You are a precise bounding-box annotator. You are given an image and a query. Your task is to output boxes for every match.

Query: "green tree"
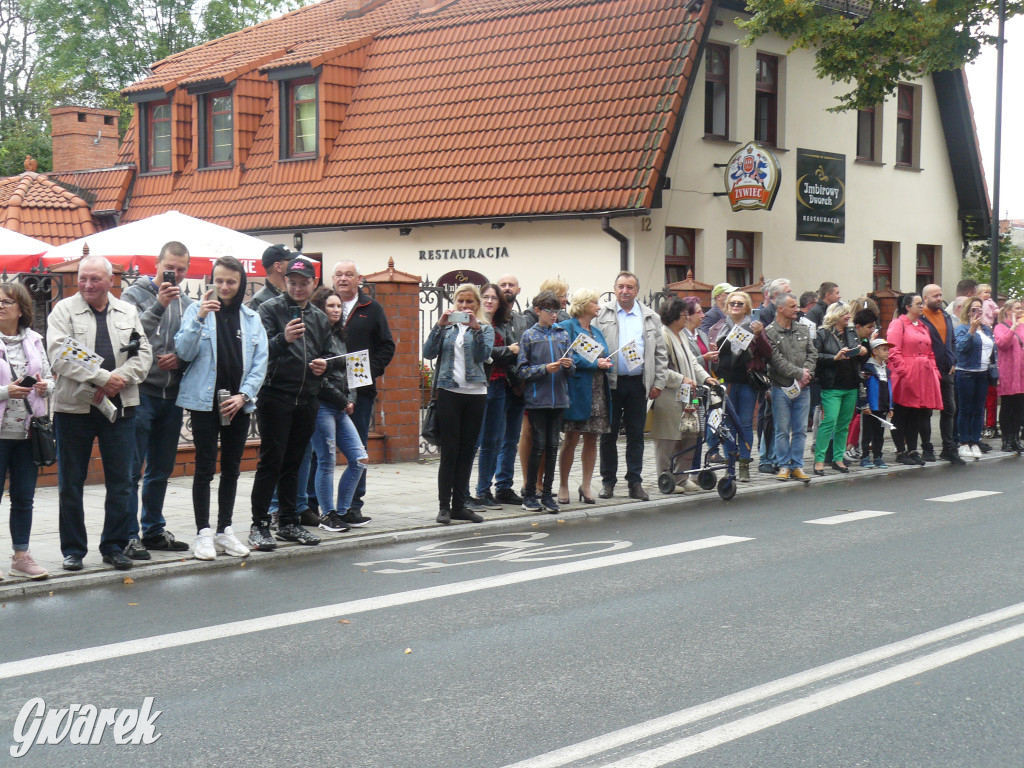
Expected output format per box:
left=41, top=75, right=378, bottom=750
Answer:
left=739, top=0, right=1024, bottom=111
left=963, top=234, right=1024, bottom=299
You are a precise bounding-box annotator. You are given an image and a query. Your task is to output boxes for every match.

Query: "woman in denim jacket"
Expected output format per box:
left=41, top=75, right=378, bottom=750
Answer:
left=422, top=283, right=494, bottom=525
left=175, top=256, right=268, bottom=559
left=954, top=296, right=996, bottom=460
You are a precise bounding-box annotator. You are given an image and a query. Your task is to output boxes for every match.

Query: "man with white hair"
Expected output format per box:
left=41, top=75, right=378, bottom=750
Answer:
left=47, top=255, right=152, bottom=571
left=754, top=277, right=790, bottom=472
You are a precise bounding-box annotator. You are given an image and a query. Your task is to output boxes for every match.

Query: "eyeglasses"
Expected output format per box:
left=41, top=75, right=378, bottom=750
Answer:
left=727, top=301, right=746, bottom=308
left=0, top=299, right=16, bottom=308
left=538, top=307, right=559, bottom=315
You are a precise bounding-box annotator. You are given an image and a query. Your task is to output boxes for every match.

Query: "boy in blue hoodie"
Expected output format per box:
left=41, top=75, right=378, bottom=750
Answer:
left=516, top=291, right=574, bottom=512
left=859, top=338, right=893, bottom=468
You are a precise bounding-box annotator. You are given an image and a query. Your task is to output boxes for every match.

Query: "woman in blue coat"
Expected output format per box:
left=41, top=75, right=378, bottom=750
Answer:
left=175, top=256, right=268, bottom=559
left=556, top=289, right=612, bottom=504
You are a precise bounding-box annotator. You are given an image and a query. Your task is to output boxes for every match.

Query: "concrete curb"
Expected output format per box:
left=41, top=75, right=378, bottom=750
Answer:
left=1, top=451, right=1014, bottom=600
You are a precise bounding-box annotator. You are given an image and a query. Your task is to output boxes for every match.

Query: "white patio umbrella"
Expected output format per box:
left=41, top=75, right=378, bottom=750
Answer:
left=0, top=226, right=51, bottom=272
left=42, top=210, right=275, bottom=277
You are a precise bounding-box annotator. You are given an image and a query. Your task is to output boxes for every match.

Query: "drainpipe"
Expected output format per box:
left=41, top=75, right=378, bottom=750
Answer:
left=601, top=217, right=629, bottom=273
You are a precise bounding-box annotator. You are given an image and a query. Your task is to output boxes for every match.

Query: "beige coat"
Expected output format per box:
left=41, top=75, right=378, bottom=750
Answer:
left=596, top=300, right=668, bottom=393
left=46, top=292, right=152, bottom=414
left=649, top=326, right=711, bottom=441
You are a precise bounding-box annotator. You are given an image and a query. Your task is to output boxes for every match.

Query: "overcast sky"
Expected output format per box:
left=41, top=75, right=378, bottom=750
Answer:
left=966, top=14, right=1023, bottom=221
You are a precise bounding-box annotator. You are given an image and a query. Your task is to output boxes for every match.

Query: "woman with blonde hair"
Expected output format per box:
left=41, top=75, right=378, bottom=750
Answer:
left=555, top=288, right=612, bottom=504
left=422, top=283, right=494, bottom=524
left=994, top=299, right=1024, bottom=452
left=812, top=301, right=866, bottom=474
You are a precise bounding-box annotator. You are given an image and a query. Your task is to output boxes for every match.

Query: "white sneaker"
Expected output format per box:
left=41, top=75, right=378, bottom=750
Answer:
left=214, top=527, right=250, bottom=558
left=682, top=477, right=701, bottom=492
left=193, top=529, right=216, bottom=560
left=970, top=444, right=983, bottom=459
left=958, top=445, right=973, bottom=461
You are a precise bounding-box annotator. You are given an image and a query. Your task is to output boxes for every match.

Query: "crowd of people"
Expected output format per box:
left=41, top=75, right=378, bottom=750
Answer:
left=2, top=251, right=1022, bottom=579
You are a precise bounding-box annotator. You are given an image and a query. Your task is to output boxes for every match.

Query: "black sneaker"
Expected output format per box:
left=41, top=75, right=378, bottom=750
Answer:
left=318, top=511, right=350, bottom=532
left=451, top=508, right=484, bottom=523
left=920, top=448, right=937, bottom=463
left=479, top=491, right=503, bottom=509
left=941, top=449, right=967, bottom=465
left=102, top=551, right=133, bottom=570
left=978, top=441, right=992, bottom=453
left=62, top=555, right=84, bottom=571
left=299, top=508, right=321, bottom=527
left=540, top=495, right=560, bottom=513
left=248, top=524, right=277, bottom=551
left=341, top=511, right=372, bottom=527
left=124, top=538, right=152, bottom=560
left=436, top=509, right=451, bottom=525
left=758, top=463, right=774, bottom=474
left=909, top=451, right=926, bottom=466
left=494, top=488, right=523, bottom=504
left=896, top=452, right=918, bottom=466
left=142, top=530, right=189, bottom=552
left=464, top=497, right=486, bottom=514
left=522, top=496, right=542, bottom=511
left=275, top=523, right=320, bottom=545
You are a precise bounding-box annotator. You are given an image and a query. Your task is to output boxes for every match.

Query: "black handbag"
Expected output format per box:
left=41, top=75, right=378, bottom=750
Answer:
left=29, top=414, right=56, bottom=467
left=420, top=351, right=441, bottom=446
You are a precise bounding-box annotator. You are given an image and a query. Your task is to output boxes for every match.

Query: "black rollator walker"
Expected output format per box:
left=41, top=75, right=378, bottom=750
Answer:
left=657, top=382, right=744, bottom=501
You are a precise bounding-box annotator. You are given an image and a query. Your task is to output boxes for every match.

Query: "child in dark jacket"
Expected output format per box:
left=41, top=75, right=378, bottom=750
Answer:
left=860, top=338, right=893, bottom=468
left=516, top=291, right=574, bottom=513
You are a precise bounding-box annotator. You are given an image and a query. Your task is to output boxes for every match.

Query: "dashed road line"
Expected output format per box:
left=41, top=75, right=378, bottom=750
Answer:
left=805, top=510, right=894, bottom=525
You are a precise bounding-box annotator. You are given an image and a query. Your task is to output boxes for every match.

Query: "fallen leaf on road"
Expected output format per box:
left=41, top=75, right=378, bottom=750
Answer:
left=404, top=648, right=412, bottom=654
left=338, top=619, right=349, bottom=624
left=128, top=603, right=138, bottom=606
left=123, top=577, right=134, bottom=584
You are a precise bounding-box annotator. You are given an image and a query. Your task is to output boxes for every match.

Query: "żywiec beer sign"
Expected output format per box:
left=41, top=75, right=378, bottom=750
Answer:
left=724, top=141, right=782, bottom=212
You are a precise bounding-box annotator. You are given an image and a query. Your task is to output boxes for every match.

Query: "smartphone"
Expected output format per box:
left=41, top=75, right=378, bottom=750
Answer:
left=448, top=311, right=469, bottom=324
left=162, top=270, right=176, bottom=286
left=844, top=348, right=860, bottom=358
left=18, top=376, right=36, bottom=388
left=290, top=306, right=302, bottom=321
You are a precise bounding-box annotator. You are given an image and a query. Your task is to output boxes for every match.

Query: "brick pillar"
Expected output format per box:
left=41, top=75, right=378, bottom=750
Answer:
left=364, top=258, right=421, bottom=463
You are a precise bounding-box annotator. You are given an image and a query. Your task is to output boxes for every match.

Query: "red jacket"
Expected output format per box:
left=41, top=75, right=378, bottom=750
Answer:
left=887, top=315, right=942, bottom=409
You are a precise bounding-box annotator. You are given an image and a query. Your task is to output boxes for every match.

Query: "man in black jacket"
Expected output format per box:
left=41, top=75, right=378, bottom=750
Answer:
left=248, top=256, right=334, bottom=550
left=333, top=260, right=395, bottom=526
left=920, top=283, right=965, bottom=464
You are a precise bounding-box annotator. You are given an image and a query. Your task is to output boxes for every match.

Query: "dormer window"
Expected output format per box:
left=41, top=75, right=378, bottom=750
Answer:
left=284, top=77, right=317, bottom=159
left=144, top=100, right=172, bottom=173
left=200, top=90, right=233, bottom=167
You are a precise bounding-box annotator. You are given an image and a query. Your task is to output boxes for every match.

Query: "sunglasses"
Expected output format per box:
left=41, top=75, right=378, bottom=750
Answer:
left=727, top=301, right=746, bottom=308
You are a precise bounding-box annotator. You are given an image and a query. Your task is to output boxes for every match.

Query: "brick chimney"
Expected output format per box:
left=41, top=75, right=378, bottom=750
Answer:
left=50, top=106, right=121, bottom=172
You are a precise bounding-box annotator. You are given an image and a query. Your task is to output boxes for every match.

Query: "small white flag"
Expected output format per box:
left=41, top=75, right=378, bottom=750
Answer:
left=345, top=349, right=373, bottom=389
left=724, top=323, right=754, bottom=352
left=782, top=379, right=802, bottom=400
left=567, top=333, right=602, bottom=364
left=620, top=339, right=643, bottom=372
left=56, top=336, right=104, bottom=376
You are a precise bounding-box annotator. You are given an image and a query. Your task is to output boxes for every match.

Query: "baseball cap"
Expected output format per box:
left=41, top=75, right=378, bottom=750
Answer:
left=711, top=282, right=737, bottom=299
left=285, top=256, right=316, bottom=280
left=870, top=338, right=893, bottom=350
left=261, top=244, right=294, bottom=270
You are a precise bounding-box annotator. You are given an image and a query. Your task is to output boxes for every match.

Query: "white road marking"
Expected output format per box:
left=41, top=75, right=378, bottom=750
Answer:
left=0, top=535, right=751, bottom=681
left=927, top=490, right=1002, bottom=502
left=805, top=510, right=894, bottom=525
left=502, top=600, right=1024, bottom=768
left=599, top=621, right=1024, bottom=767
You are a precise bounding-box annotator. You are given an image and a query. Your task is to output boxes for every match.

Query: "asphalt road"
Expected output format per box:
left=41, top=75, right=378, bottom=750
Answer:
left=2, top=458, right=1023, bottom=767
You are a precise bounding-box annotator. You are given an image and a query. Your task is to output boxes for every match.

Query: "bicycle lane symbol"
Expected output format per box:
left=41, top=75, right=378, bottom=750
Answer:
left=354, top=533, right=633, bottom=574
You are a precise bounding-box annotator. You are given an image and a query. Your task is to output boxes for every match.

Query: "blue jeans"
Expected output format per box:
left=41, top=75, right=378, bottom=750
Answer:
left=772, top=386, right=810, bottom=469
left=56, top=410, right=136, bottom=558
left=474, top=378, right=507, bottom=497
left=494, top=384, right=524, bottom=492
left=347, top=388, right=375, bottom=513
left=311, top=403, right=367, bottom=514
left=0, top=438, right=39, bottom=550
left=955, top=370, right=988, bottom=444
left=130, top=393, right=183, bottom=539
left=727, top=382, right=758, bottom=460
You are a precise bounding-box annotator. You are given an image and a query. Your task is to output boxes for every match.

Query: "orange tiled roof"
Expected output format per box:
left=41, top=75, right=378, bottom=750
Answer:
left=0, top=172, right=100, bottom=244
left=46, top=165, right=135, bottom=215
left=121, top=0, right=711, bottom=230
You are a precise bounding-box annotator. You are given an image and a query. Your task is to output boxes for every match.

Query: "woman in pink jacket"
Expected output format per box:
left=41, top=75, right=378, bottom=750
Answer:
left=887, top=293, right=943, bottom=465
left=994, top=300, right=1024, bottom=454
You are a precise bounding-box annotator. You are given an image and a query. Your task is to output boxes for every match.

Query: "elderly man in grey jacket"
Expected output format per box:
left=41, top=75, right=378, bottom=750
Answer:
left=765, top=292, right=816, bottom=483
left=47, top=255, right=152, bottom=571
left=595, top=271, right=668, bottom=501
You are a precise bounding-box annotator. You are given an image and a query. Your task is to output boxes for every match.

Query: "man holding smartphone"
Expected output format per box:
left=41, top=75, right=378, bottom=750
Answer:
left=249, top=256, right=334, bottom=550
left=122, top=241, right=195, bottom=559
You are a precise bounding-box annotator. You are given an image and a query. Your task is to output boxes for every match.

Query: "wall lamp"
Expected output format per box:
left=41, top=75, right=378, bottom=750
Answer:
left=490, top=222, right=505, bottom=230
left=399, top=227, right=412, bottom=236
left=293, top=232, right=304, bottom=251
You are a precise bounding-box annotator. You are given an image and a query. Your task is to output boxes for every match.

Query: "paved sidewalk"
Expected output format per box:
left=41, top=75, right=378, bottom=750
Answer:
left=1, top=429, right=1015, bottom=598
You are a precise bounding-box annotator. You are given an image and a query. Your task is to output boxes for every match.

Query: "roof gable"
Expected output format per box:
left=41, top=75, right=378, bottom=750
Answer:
left=0, top=172, right=102, bottom=244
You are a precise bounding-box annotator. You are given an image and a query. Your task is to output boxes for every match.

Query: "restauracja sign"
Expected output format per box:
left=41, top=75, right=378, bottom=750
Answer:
left=419, top=247, right=511, bottom=260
